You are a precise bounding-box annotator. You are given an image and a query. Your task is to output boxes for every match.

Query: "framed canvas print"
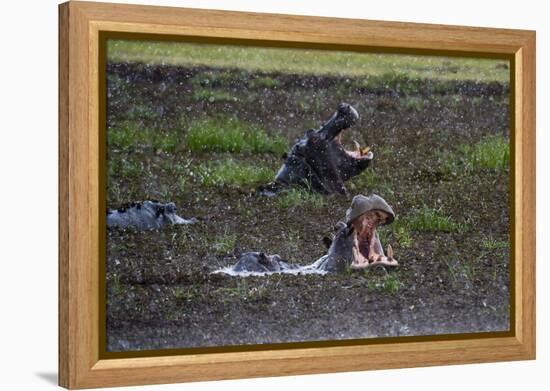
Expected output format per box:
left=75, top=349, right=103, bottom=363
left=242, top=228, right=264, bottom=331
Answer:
left=58, top=1, right=536, bottom=389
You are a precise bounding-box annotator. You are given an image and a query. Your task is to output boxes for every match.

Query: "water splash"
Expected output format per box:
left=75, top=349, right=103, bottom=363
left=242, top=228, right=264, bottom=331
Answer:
left=213, top=255, right=330, bottom=277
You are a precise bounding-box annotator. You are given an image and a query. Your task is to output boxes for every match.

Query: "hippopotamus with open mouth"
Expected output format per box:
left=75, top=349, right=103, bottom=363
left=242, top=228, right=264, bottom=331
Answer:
left=216, top=194, right=398, bottom=275
left=107, top=200, right=197, bottom=230
left=315, top=194, right=398, bottom=272
left=262, top=103, right=373, bottom=196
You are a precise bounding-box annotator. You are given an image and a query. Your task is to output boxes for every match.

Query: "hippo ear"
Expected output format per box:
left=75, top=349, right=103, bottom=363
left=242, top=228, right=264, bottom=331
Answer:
left=258, top=253, right=270, bottom=266
left=334, top=221, right=347, bottom=231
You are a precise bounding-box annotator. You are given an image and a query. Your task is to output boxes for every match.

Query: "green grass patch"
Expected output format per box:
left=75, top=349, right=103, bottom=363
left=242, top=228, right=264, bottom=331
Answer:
left=275, top=188, right=325, bottom=209
left=405, top=206, right=465, bottom=233
left=382, top=273, right=401, bottom=294
left=481, top=238, right=509, bottom=250
left=284, top=229, right=303, bottom=254
left=189, top=70, right=236, bottom=88
left=462, top=135, right=510, bottom=171
left=356, top=73, right=427, bottom=95
left=378, top=219, right=413, bottom=250
left=211, top=231, right=237, bottom=255
left=444, top=258, right=477, bottom=283
left=393, top=224, right=413, bottom=248
left=442, top=135, right=510, bottom=174
left=185, top=118, right=287, bottom=154
left=173, top=286, right=196, bottom=302
left=108, top=40, right=509, bottom=82
left=192, top=88, right=236, bottom=102
left=251, top=76, right=280, bottom=89
left=108, top=156, right=143, bottom=179
left=348, top=169, right=395, bottom=198
left=403, top=96, right=427, bottom=111
left=197, top=159, right=274, bottom=187
left=363, top=271, right=401, bottom=294
left=109, top=274, right=124, bottom=295
left=108, top=122, right=181, bottom=152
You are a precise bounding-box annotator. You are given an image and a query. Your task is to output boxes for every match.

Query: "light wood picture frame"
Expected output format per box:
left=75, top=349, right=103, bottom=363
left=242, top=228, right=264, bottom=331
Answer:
left=59, top=1, right=536, bottom=389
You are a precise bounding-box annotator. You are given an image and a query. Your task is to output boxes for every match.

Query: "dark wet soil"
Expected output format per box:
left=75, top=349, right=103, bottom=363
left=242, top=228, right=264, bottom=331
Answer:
left=106, top=63, right=510, bottom=351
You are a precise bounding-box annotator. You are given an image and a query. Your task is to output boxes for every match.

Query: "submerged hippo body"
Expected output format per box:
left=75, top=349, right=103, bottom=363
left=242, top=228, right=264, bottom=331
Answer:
left=231, top=252, right=298, bottom=274
left=217, top=194, right=398, bottom=275
left=267, top=103, right=373, bottom=195
left=107, top=200, right=197, bottom=230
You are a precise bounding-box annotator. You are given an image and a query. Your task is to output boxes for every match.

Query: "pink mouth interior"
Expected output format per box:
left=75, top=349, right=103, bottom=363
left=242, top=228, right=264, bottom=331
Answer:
left=351, top=210, right=396, bottom=267
left=334, top=133, right=371, bottom=160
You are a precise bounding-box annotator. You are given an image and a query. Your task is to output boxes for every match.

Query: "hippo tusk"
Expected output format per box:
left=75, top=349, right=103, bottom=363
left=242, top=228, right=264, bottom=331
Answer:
left=353, top=140, right=361, bottom=154
left=387, top=244, right=393, bottom=259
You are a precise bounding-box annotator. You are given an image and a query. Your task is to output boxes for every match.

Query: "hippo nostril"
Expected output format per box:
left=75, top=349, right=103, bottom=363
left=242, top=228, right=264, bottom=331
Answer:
left=338, top=102, right=359, bottom=122
left=338, top=102, right=350, bottom=112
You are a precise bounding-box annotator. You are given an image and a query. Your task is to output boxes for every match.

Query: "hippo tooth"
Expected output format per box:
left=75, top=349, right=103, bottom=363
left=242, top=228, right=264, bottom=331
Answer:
left=353, top=140, right=361, bottom=154
left=387, top=244, right=394, bottom=259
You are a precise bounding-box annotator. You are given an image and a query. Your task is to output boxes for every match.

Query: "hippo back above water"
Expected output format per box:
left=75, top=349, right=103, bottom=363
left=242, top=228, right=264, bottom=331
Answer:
left=107, top=200, right=197, bottom=230
left=231, top=252, right=298, bottom=274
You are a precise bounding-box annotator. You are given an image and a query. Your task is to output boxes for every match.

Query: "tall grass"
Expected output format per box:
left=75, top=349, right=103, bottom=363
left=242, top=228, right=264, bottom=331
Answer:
left=275, top=188, right=325, bottom=209
left=108, top=123, right=181, bottom=152
left=185, top=118, right=287, bottom=154
left=107, top=40, right=509, bottom=82
left=197, top=159, right=274, bottom=187
left=191, top=89, right=236, bottom=102
left=462, top=135, right=510, bottom=171
left=481, top=238, right=509, bottom=250
left=406, top=206, right=465, bottom=233
left=442, top=135, right=509, bottom=174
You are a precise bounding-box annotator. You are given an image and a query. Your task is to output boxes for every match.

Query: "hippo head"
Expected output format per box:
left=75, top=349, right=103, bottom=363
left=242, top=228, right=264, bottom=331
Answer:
left=107, top=200, right=197, bottom=230
left=272, top=103, right=373, bottom=195
left=317, top=194, right=398, bottom=272
left=232, top=252, right=291, bottom=273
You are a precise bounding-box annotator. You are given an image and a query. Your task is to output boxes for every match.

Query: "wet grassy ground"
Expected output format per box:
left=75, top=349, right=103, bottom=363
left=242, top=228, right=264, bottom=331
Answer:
left=106, top=61, right=511, bottom=352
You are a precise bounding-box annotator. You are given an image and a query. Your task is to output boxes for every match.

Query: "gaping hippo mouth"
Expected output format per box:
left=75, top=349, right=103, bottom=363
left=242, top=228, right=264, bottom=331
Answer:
left=333, top=132, right=374, bottom=162
left=323, top=103, right=373, bottom=161
left=267, top=103, right=375, bottom=196
left=344, top=194, right=399, bottom=269
left=350, top=210, right=398, bottom=269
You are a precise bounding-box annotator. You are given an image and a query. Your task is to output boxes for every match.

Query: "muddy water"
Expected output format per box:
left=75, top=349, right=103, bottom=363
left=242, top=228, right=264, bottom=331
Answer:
left=106, top=64, right=510, bottom=351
